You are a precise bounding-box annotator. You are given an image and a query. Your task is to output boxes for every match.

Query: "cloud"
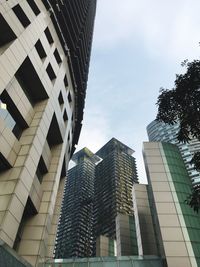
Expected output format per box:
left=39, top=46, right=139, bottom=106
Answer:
left=74, top=0, right=200, bottom=182
left=94, top=0, right=200, bottom=61
left=76, top=104, right=111, bottom=153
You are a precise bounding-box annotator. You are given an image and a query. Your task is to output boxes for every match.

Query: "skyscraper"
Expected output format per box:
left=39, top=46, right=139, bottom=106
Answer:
left=147, top=120, right=200, bottom=185
left=55, top=138, right=138, bottom=258
left=0, top=1, right=96, bottom=266
left=94, top=138, right=138, bottom=256
left=55, top=148, right=100, bottom=258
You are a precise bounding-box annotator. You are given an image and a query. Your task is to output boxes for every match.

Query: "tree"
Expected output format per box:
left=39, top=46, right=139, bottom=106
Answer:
left=156, top=59, right=200, bottom=212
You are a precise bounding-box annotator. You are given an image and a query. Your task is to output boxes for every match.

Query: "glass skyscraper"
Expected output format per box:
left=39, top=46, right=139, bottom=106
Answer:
left=147, top=120, right=200, bottom=185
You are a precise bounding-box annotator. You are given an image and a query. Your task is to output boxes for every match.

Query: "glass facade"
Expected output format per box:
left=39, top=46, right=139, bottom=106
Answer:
left=147, top=120, right=200, bottom=185
left=41, top=256, right=163, bottom=267
left=143, top=142, right=200, bottom=267
left=0, top=241, right=31, bottom=267
left=129, top=217, right=138, bottom=255
left=162, top=143, right=200, bottom=266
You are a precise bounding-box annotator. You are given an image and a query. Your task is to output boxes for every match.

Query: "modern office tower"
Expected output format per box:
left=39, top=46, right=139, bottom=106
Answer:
left=0, top=0, right=96, bottom=266
left=143, top=142, right=200, bottom=267
left=55, top=148, right=100, bottom=259
left=147, top=120, right=200, bottom=185
left=94, top=138, right=138, bottom=255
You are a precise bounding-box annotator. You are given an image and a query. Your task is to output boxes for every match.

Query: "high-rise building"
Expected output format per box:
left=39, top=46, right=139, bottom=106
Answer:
left=55, top=148, right=100, bottom=258
left=94, top=138, right=138, bottom=256
left=142, top=142, right=200, bottom=267
left=55, top=138, right=138, bottom=258
left=0, top=1, right=96, bottom=266
left=147, top=120, right=200, bottom=185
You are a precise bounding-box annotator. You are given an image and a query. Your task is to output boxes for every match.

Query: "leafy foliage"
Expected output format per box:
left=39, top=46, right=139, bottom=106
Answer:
left=156, top=60, right=200, bottom=212
left=185, top=184, right=200, bottom=213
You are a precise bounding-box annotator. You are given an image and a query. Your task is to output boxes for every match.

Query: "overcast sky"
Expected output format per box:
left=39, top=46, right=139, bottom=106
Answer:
left=76, top=0, right=200, bottom=183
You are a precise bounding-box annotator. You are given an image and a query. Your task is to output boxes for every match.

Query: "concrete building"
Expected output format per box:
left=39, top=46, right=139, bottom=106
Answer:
left=147, top=120, right=200, bottom=185
left=143, top=142, right=200, bottom=267
left=0, top=0, right=96, bottom=266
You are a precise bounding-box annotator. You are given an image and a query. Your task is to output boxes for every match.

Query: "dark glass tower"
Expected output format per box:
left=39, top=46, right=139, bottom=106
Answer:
left=94, top=138, right=138, bottom=240
left=55, top=148, right=100, bottom=258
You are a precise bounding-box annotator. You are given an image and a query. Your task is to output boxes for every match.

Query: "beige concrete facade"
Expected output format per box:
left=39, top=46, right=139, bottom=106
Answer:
left=132, top=184, right=158, bottom=256
left=116, top=213, right=138, bottom=256
left=143, top=142, right=200, bottom=267
left=0, top=1, right=76, bottom=266
left=96, top=235, right=116, bottom=257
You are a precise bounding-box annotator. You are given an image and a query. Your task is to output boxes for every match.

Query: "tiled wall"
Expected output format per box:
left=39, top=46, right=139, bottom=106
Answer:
left=116, top=213, right=138, bottom=256
left=132, top=184, right=158, bottom=256
left=0, top=1, right=75, bottom=266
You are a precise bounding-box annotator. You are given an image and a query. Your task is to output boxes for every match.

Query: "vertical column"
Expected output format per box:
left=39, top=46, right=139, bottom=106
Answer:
left=18, top=145, right=64, bottom=266
left=47, top=176, right=66, bottom=258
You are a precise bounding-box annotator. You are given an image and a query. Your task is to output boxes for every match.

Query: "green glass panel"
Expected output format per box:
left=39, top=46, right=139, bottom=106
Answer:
left=119, top=260, right=132, bottom=267
left=90, top=261, right=103, bottom=267
left=74, top=262, right=88, bottom=267
left=104, top=261, right=117, bottom=267
left=162, top=143, right=200, bottom=261
left=108, top=239, right=114, bottom=256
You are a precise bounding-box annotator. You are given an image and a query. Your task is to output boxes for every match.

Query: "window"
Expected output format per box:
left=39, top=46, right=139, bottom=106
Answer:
left=27, top=0, right=40, bottom=16
left=35, top=39, right=47, bottom=59
left=13, top=4, right=31, bottom=28
left=63, top=110, right=68, bottom=122
left=54, top=48, right=62, bottom=65
left=0, top=153, right=11, bottom=173
left=58, top=91, right=64, bottom=106
left=64, top=75, right=68, bottom=87
left=0, top=14, right=16, bottom=47
left=46, top=63, right=56, bottom=81
left=44, top=27, right=54, bottom=44
left=0, top=90, right=28, bottom=139
left=68, top=91, right=72, bottom=104
left=36, top=156, right=48, bottom=183
left=46, top=114, right=63, bottom=147
left=15, top=57, right=48, bottom=105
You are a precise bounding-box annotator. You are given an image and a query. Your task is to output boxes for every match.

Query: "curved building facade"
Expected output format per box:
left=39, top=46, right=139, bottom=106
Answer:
left=143, top=142, right=200, bottom=267
left=0, top=0, right=96, bottom=266
left=147, top=120, right=200, bottom=185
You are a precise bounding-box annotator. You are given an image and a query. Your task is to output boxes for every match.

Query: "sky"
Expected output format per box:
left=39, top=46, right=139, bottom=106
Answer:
left=75, top=0, right=200, bottom=183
